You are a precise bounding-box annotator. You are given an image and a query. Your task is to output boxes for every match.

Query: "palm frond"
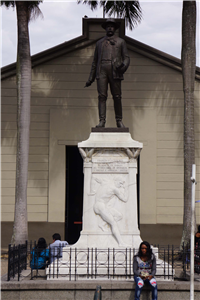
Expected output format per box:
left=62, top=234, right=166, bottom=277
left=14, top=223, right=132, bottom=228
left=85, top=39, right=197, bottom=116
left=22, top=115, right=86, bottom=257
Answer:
left=77, top=0, right=142, bottom=29
left=0, top=0, right=43, bottom=7
left=27, top=1, right=43, bottom=23
left=105, top=1, right=142, bottom=30
left=1, top=1, right=15, bottom=8
left=77, top=0, right=98, bottom=11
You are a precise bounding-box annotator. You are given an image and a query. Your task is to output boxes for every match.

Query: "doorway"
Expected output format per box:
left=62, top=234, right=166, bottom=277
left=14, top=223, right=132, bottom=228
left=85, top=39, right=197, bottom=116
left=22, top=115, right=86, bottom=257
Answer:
left=65, top=146, right=83, bottom=244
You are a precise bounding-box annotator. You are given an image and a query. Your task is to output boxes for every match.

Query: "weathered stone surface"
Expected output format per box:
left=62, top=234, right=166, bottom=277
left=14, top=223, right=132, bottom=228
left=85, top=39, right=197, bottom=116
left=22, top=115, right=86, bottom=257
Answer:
left=1, top=280, right=200, bottom=300
left=75, top=133, right=143, bottom=249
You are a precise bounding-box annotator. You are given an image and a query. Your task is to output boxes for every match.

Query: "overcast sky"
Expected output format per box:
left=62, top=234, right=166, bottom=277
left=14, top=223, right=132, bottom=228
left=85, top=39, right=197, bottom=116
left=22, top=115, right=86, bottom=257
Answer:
left=1, top=0, right=200, bottom=68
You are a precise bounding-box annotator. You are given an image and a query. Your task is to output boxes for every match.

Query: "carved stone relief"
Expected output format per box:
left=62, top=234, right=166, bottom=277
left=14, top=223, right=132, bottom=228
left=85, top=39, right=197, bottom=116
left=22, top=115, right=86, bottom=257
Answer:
left=79, top=147, right=141, bottom=163
left=90, top=174, right=130, bottom=247
left=78, top=147, right=140, bottom=247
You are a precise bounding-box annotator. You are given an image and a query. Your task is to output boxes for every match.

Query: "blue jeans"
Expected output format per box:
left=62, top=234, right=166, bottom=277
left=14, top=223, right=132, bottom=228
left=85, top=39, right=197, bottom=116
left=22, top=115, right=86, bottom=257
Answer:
left=134, top=276, right=157, bottom=300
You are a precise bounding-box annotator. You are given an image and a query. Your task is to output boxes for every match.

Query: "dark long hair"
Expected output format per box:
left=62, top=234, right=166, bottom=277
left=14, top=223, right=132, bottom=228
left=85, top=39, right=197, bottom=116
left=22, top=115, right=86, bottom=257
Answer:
left=138, top=241, right=152, bottom=260
left=35, top=237, right=47, bottom=256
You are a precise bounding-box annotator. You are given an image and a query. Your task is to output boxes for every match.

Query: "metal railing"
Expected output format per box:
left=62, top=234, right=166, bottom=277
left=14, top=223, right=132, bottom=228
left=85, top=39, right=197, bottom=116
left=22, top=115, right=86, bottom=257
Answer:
left=47, top=246, right=175, bottom=280
left=7, top=242, right=200, bottom=281
left=7, top=241, right=28, bottom=281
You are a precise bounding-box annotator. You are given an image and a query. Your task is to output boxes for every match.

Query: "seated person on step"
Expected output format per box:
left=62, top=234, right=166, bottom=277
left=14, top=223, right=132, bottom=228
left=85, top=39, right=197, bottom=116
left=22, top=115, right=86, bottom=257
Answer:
left=133, top=241, right=157, bottom=300
left=49, top=233, right=69, bottom=263
left=30, top=237, right=49, bottom=269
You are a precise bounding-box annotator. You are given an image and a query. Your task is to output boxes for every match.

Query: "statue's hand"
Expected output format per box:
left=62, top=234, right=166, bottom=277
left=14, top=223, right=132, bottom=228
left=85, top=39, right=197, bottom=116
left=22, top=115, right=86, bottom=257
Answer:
left=85, top=80, right=92, bottom=88
left=116, top=63, right=125, bottom=74
left=116, top=63, right=124, bottom=70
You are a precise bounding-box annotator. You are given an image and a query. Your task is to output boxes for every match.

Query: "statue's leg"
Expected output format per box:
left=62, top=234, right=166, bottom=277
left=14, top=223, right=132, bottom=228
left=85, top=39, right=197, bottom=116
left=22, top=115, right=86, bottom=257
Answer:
left=110, top=79, right=125, bottom=128
left=95, top=202, right=126, bottom=246
left=96, top=65, right=108, bottom=127
left=113, top=95, right=125, bottom=128
left=96, top=96, right=106, bottom=127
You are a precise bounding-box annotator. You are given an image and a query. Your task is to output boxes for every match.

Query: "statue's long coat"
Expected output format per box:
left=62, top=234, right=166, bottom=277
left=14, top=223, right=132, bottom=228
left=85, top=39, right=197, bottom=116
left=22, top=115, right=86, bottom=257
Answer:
left=88, top=35, right=130, bottom=82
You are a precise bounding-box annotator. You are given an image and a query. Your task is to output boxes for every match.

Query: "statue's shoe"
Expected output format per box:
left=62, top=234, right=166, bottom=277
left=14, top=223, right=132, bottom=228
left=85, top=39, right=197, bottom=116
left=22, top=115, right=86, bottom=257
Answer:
left=96, top=120, right=106, bottom=128
left=116, top=120, right=125, bottom=128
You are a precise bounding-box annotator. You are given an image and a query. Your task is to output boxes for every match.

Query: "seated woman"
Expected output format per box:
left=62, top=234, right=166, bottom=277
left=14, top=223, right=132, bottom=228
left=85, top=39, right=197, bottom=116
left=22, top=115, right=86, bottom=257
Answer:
left=30, top=237, right=49, bottom=269
left=133, top=241, right=157, bottom=300
left=195, top=225, right=200, bottom=274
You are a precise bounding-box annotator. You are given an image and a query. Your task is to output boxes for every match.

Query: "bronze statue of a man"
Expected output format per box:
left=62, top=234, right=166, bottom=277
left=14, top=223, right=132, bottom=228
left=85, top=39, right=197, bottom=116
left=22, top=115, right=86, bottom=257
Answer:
left=85, top=18, right=130, bottom=128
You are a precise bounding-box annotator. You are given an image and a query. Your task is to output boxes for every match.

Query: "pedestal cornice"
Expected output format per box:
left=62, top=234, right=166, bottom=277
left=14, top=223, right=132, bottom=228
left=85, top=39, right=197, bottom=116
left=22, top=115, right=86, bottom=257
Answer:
left=78, top=132, right=143, bottom=149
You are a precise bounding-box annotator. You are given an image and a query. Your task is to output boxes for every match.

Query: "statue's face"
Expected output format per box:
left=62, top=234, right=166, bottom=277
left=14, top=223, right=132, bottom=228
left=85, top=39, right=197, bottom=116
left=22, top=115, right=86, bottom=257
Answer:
left=114, top=178, right=124, bottom=188
left=106, top=23, right=116, bottom=37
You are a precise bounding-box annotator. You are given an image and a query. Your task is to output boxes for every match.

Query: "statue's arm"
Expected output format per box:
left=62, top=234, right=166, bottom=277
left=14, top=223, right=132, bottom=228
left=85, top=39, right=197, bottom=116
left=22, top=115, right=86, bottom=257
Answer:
left=85, top=44, right=98, bottom=87
left=114, top=187, right=128, bottom=203
left=119, top=40, right=130, bottom=74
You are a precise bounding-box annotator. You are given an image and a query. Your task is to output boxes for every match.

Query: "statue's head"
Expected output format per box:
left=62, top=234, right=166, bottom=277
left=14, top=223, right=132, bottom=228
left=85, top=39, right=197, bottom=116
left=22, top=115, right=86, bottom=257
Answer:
left=114, top=176, right=125, bottom=188
left=102, top=18, right=120, bottom=37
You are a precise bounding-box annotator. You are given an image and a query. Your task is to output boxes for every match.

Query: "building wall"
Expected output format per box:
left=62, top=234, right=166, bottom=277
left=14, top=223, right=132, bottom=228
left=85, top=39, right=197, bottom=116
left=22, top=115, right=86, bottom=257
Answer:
left=1, top=21, right=200, bottom=243
left=2, top=76, right=49, bottom=222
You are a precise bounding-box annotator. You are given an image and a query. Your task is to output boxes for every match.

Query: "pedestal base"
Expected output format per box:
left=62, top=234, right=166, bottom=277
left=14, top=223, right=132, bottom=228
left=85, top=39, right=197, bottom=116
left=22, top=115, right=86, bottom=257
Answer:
left=46, top=132, right=175, bottom=281
left=72, top=232, right=142, bottom=249
left=46, top=247, right=174, bottom=281
left=77, top=132, right=143, bottom=249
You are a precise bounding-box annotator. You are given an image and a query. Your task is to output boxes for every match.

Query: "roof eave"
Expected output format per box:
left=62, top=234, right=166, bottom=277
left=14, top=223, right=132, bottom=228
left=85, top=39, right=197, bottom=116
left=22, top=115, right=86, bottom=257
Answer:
left=1, top=34, right=95, bottom=80
left=125, top=36, right=200, bottom=80
left=1, top=17, right=200, bottom=81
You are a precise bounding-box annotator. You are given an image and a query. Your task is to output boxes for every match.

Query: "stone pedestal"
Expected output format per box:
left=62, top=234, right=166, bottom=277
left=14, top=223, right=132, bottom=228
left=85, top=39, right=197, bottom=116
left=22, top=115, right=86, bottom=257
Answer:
left=47, top=131, right=174, bottom=280
left=73, top=131, right=143, bottom=249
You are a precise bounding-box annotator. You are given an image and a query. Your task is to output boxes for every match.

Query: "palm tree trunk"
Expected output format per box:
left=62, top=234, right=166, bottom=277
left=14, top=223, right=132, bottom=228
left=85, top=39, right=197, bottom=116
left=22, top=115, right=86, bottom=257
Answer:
left=11, top=1, right=31, bottom=244
left=180, top=0, right=196, bottom=249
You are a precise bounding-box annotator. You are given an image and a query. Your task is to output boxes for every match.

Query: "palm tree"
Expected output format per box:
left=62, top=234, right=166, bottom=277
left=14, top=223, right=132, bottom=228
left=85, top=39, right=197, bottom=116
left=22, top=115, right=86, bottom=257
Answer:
left=1, top=1, right=43, bottom=245
left=180, top=0, right=196, bottom=249
left=78, top=0, right=142, bottom=30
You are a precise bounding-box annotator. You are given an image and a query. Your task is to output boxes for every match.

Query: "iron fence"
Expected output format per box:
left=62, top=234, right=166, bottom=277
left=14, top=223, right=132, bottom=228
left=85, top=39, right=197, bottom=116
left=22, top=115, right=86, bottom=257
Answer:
left=47, top=246, right=176, bottom=280
left=7, top=241, right=28, bottom=281
left=7, top=242, right=200, bottom=281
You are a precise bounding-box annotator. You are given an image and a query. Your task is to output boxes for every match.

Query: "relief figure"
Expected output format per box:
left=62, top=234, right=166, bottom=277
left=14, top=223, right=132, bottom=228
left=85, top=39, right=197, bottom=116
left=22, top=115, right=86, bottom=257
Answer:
left=92, top=175, right=130, bottom=247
